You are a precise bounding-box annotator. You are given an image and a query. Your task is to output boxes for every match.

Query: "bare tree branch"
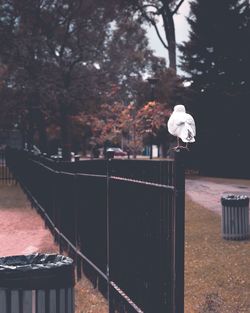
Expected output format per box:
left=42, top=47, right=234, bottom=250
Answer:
left=141, top=4, right=159, bottom=11
left=172, top=0, right=185, bottom=15
left=151, top=18, right=169, bottom=50
left=132, top=1, right=169, bottom=50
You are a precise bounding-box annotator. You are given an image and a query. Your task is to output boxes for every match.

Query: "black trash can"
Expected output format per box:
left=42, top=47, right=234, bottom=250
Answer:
left=0, top=253, right=75, bottom=313
left=221, top=194, right=249, bottom=240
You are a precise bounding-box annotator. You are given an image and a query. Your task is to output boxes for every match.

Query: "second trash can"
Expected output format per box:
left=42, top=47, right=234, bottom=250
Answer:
left=221, top=194, right=249, bottom=240
left=0, top=253, right=75, bottom=313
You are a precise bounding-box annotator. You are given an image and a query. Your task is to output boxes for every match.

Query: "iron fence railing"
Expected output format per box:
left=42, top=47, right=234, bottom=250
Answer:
left=0, top=148, right=16, bottom=185
left=5, top=147, right=185, bottom=313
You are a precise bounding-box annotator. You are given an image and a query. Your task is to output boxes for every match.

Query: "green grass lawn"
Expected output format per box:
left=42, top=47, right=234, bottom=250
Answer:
left=185, top=196, right=250, bottom=313
left=75, top=195, right=250, bottom=313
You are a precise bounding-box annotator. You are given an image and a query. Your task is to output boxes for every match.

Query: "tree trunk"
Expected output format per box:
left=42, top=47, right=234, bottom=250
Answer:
left=162, top=1, right=177, bottom=71
left=36, top=109, right=47, bottom=153
left=60, top=101, right=71, bottom=161
left=59, top=70, right=73, bottom=161
left=27, top=105, right=35, bottom=151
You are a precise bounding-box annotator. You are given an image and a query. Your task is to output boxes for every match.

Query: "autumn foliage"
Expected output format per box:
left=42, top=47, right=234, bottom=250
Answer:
left=71, top=100, right=171, bottom=155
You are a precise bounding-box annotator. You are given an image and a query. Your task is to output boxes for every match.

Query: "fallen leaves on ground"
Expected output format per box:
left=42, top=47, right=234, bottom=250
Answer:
left=75, top=276, right=108, bottom=313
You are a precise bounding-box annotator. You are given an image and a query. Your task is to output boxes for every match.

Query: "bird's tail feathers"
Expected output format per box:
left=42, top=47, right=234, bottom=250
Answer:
left=180, top=123, right=195, bottom=143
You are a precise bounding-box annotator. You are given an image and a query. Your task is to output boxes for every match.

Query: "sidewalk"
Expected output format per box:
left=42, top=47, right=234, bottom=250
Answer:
left=186, top=176, right=250, bottom=215
left=0, top=184, right=58, bottom=257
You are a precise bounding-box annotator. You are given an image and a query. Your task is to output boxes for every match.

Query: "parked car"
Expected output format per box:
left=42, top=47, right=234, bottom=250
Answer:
left=106, top=147, right=127, bottom=158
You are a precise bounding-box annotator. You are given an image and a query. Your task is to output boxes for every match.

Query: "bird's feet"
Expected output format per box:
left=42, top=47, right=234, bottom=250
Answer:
left=171, top=145, right=189, bottom=152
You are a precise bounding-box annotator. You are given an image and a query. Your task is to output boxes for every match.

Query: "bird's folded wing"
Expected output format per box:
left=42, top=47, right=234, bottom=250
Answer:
left=167, top=115, right=180, bottom=135
left=186, top=114, right=196, bottom=136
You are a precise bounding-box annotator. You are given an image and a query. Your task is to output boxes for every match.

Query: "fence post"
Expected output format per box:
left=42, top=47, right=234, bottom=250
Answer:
left=173, top=149, right=186, bottom=313
left=106, top=158, right=115, bottom=313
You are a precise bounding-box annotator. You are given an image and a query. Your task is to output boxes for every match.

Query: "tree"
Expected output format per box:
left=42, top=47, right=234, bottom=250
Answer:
left=72, top=99, right=171, bottom=158
left=179, top=0, right=250, bottom=177
left=71, top=102, right=140, bottom=156
left=0, top=0, right=165, bottom=157
left=0, top=0, right=117, bottom=149
left=0, top=0, right=188, bottom=160
left=100, top=16, right=158, bottom=105
left=127, top=0, right=186, bottom=71
left=136, top=100, right=171, bottom=157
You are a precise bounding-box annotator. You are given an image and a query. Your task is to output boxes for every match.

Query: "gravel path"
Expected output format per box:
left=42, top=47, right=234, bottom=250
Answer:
left=186, top=177, right=250, bottom=215
left=0, top=184, right=58, bottom=257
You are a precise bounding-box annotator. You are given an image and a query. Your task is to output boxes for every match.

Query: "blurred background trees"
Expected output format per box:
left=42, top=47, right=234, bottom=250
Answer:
left=1, top=0, right=249, bottom=177
left=179, top=0, right=250, bottom=177
left=0, top=0, right=185, bottom=158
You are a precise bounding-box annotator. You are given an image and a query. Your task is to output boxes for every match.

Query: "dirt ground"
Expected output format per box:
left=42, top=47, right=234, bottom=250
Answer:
left=0, top=184, right=58, bottom=256
left=0, top=183, right=108, bottom=313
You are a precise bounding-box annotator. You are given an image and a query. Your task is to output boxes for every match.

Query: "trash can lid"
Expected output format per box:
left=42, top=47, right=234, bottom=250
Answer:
left=0, top=254, right=75, bottom=289
left=221, top=194, right=249, bottom=206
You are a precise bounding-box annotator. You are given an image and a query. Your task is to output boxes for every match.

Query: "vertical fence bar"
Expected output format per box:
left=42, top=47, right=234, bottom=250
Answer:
left=107, top=159, right=115, bottom=313
left=173, top=149, right=186, bottom=313
left=0, top=148, right=16, bottom=185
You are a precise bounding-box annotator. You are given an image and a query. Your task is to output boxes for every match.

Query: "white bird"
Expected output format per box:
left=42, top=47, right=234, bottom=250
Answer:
left=167, top=104, right=196, bottom=149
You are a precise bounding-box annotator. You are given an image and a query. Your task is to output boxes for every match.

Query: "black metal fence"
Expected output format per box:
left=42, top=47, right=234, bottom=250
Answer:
left=5, top=148, right=185, bottom=313
left=0, top=148, right=16, bottom=185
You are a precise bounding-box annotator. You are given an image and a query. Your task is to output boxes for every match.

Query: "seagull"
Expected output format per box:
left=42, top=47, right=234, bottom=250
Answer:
left=167, top=104, right=196, bottom=149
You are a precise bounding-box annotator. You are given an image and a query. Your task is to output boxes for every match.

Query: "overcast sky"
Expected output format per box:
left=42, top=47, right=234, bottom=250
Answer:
left=146, top=1, right=191, bottom=73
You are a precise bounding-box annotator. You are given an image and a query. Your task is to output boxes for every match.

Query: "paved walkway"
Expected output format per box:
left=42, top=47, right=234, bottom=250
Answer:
left=186, top=177, right=250, bottom=215
left=0, top=184, right=58, bottom=257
